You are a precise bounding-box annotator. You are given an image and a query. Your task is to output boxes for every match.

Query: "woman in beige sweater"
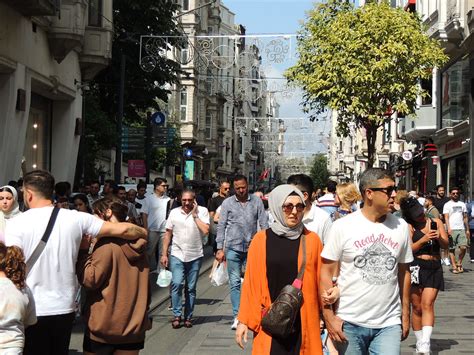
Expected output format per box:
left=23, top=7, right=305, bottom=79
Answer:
left=77, top=197, right=150, bottom=354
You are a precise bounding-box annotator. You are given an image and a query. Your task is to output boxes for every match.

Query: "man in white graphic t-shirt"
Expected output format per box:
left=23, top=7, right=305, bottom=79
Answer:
left=320, top=168, right=413, bottom=355
left=443, top=187, right=470, bottom=273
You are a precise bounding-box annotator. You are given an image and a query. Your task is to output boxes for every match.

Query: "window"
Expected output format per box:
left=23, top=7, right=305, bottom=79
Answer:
left=88, top=0, right=102, bottom=27
left=180, top=89, right=187, bottom=121
left=441, top=57, right=471, bottom=128
left=205, top=111, right=212, bottom=139
left=206, top=69, right=214, bottom=95
left=182, top=0, right=189, bottom=11
left=180, top=42, right=189, bottom=64
left=421, top=77, right=433, bottom=105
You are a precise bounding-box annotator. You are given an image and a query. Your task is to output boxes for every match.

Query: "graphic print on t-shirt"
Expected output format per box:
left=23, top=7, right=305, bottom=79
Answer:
left=353, top=237, right=397, bottom=285
left=452, top=206, right=463, bottom=213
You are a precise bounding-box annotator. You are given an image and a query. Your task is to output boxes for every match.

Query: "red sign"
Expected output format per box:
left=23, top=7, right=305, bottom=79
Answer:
left=128, top=160, right=146, bottom=177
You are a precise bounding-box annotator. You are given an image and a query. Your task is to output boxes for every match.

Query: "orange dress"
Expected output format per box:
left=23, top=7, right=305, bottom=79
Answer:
left=238, top=228, right=323, bottom=354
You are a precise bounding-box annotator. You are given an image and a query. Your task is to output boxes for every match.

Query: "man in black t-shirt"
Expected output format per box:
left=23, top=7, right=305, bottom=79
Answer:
left=433, top=184, right=451, bottom=265
left=208, top=181, right=230, bottom=251
left=433, top=184, right=450, bottom=218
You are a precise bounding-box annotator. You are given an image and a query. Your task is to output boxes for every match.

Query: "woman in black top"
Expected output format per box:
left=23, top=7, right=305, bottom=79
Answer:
left=400, top=196, right=448, bottom=355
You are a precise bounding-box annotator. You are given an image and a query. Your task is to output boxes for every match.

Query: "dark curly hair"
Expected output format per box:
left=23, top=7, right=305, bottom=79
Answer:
left=0, top=242, right=26, bottom=290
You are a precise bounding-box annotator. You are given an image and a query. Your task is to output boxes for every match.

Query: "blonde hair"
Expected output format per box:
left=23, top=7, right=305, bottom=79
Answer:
left=336, top=183, right=361, bottom=211
left=395, top=190, right=408, bottom=204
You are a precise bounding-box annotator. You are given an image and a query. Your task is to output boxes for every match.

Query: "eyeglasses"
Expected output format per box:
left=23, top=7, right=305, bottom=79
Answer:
left=451, top=192, right=459, bottom=195
left=159, top=184, right=169, bottom=188
left=282, top=203, right=305, bottom=213
left=368, top=186, right=397, bottom=196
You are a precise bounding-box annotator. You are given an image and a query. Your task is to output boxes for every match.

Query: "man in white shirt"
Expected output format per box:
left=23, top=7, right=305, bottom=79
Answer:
left=160, top=190, right=209, bottom=328
left=5, top=170, right=147, bottom=355
left=287, top=174, right=332, bottom=243
left=320, top=168, right=413, bottom=354
left=142, top=178, right=171, bottom=269
left=443, top=187, right=470, bottom=272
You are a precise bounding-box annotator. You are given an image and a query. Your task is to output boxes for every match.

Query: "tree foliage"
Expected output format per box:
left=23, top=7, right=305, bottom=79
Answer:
left=90, top=0, right=183, bottom=124
left=310, top=154, right=329, bottom=191
left=286, top=0, right=448, bottom=166
left=77, top=0, right=183, bottom=184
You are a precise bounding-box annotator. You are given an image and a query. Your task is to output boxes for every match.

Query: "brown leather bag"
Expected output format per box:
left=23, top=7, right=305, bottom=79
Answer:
left=260, top=232, right=306, bottom=338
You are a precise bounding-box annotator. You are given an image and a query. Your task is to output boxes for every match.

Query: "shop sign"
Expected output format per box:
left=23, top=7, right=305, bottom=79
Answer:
left=128, top=160, right=146, bottom=177
left=401, top=151, right=413, bottom=161
left=446, top=140, right=462, bottom=153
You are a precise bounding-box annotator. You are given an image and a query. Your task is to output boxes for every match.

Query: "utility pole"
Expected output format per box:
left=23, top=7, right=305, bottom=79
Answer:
left=145, top=111, right=152, bottom=183
left=114, top=53, right=125, bottom=183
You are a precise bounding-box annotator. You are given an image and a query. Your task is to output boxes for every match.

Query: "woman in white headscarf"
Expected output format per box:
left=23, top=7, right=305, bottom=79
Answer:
left=0, top=185, right=22, bottom=239
left=235, top=184, right=323, bottom=355
left=0, top=186, right=21, bottom=217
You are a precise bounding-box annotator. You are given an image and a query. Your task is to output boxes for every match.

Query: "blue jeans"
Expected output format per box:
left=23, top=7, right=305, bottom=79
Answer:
left=169, top=255, right=203, bottom=319
left=336, top=322, right=402, bottom=355
left=225, top=249, right=247, bottom=317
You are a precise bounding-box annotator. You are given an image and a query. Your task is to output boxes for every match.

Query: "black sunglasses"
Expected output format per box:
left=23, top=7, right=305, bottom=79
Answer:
left=368, top=186, right=397, bottom=196
left=282, top=203, right=305, bottom=213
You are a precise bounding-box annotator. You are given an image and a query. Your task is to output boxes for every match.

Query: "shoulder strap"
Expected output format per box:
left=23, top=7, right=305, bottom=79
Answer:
left=296, top=232, right=307, bottom=281
left=26, top=207, right=60, bottom=276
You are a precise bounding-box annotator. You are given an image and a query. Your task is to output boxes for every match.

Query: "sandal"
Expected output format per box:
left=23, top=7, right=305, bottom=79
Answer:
left=451, top=268, right=460, bottom=274
left=457, top=263, right=464, bottom=273
left=184, top=319, right=193, bottom=328
left=171, top=317, right=181, bottom=329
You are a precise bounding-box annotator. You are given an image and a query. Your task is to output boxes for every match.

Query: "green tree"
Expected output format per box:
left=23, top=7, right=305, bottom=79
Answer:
left=310, top=154, right=329, bottom=191
left=77, top=0, right=183, bottom=184
left=286, top=0, right=447, bottom=167
left=91, top=0, right=183, bottom=124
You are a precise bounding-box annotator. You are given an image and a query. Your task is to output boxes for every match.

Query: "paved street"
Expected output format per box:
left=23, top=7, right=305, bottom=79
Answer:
left=69, top=257, right=473, bottom=354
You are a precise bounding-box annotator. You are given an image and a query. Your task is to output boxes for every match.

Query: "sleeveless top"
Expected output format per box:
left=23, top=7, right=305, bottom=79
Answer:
left=412, top=228, right=440, bottom=256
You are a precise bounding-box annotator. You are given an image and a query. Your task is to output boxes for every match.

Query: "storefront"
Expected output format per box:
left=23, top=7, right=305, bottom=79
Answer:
left=23, top=93, right=52, bottom=172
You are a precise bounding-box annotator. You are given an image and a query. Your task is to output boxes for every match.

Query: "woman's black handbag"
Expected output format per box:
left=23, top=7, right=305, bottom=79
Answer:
left=260, top=233, right=306, bottom=338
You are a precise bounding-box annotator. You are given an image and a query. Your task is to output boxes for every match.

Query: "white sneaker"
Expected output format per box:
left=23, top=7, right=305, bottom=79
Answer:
left=443, top=258, right=451, bottom=266
left=231, top=317, right=239, bottom=330
left=416, top=341, right=430, bottom=354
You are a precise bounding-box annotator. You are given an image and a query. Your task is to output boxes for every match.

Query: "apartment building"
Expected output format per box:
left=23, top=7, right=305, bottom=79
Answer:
left=397, top=0, right=473, bottom=197
left=168, top=0, right=281, bottom=189
left=0, top=0, right=112, bottom=184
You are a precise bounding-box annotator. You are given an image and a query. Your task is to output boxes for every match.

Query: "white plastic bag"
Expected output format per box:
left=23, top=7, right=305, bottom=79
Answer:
left=210, top=262, right=229, bottom=286
left=156, top=268, right=172, bottom=287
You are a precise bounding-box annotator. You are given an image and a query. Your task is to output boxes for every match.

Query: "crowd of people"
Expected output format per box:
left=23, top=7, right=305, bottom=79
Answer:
left=0, top=168, right=473, bottom=354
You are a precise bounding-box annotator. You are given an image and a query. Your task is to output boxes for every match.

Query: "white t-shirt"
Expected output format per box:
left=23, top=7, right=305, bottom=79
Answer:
left=5, top=207, right=103, bottom=316
left=165, top=206, right=210, bottom=262
left=321, top=210, right=413, bottom=328
left=302, top=203, right=332, bottom=244
left=0, top=278, right=36, bottom=350
left=443, top=200, right=467, bottom=230
left=142, top=194, right=170, bottom=232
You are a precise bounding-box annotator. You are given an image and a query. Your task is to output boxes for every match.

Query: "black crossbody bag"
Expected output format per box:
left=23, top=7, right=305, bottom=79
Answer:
left=25, top=207, right=60, bottom=276
left=261, top=232, right=306, bottom=338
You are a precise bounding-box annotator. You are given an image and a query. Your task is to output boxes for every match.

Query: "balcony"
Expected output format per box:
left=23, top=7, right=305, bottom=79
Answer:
left=4, top=0, right=58, bottom=16
left=403, top=106, right=437, bottom=142
left=47, top=0, right=87, bottom=63
left=80, top=26, right=112, bottom=80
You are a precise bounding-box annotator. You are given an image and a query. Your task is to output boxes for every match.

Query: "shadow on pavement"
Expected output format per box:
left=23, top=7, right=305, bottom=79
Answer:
left=194, top=298, right=223, bottom=306
left=193, top=315, right=234, bottom=326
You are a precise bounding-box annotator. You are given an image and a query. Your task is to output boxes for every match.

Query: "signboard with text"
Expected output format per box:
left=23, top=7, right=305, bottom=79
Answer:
left=128, top=160, right=146, bottom=177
